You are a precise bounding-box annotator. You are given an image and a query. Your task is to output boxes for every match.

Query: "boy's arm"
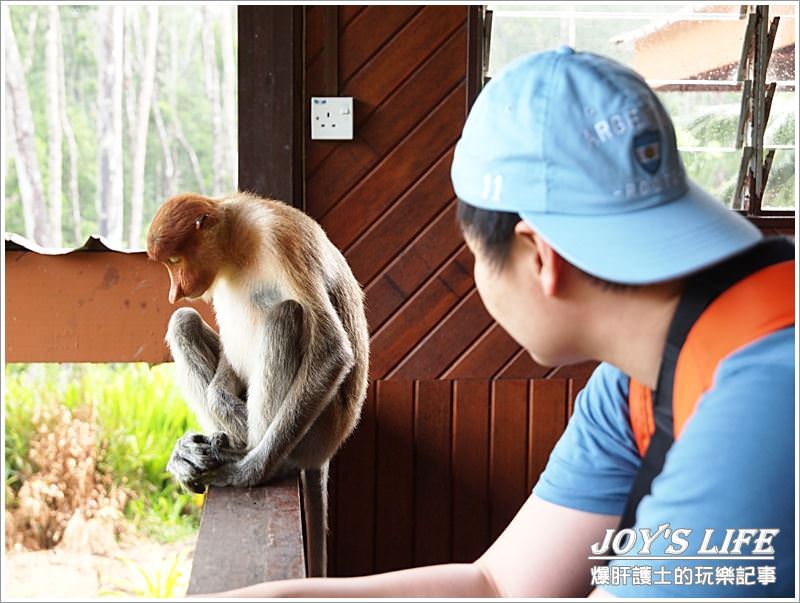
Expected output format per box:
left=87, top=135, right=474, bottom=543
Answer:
left=477, top=494, right=619, bottom=597
left=212, top=493, right=619, bottom=598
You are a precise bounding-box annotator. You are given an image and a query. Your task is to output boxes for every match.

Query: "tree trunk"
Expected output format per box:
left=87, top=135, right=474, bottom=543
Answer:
left=128, top=6, right=159, bottom=248
left=95, top=5, right=125, bottom=244
left=56, top=7, right=82, bottom=245
left=46, top=6, right=63, bottom=247
left=5, top=91, right=35, bottom=241
left=22, top=10, right=38, bottom=74
left=220, top=7, right=237, bottom=190
left=3, top=5, right=50, bottom=245
left=152, top=89, right=177, bottom=197
left=202, top=9, right=224, bottom=195
left=164, top=26, right=183, bottom=187
left=171, top=111, right=206, bottom=192
left=123, top=10, right=138, bottom=159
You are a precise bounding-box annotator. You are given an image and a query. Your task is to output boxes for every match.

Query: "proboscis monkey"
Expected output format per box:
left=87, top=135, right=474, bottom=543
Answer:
left=146, top=192, right=369, bottom=577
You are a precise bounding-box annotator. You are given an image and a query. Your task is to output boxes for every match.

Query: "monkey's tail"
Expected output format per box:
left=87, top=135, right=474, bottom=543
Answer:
left=301, top=462, right=329, bottom=577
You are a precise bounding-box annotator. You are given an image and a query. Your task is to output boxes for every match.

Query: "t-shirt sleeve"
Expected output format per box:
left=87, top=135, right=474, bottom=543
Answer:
left=533, top=362, right=641, bottom=515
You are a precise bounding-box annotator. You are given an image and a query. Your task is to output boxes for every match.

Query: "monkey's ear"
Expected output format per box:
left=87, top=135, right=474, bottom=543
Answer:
left=194, top=212, right=220, bottom=231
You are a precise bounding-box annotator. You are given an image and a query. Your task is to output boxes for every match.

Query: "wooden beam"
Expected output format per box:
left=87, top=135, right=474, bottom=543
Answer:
left=322, top=5, right=338, bottom=95
left=4, top=250, right=215, bottom=363
left=238, top=6, right=305, bottom=208
left=466, top=5, right=485, bottom=111
left=187, top=476, right=306, bottom=594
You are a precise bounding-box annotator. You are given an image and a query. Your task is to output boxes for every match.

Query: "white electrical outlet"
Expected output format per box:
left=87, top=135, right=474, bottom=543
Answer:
left=310, top=97, right=353, bottom=140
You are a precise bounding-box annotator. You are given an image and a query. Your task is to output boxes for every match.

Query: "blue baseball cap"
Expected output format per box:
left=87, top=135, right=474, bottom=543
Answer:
left=451, top=47, right=762, bottom=285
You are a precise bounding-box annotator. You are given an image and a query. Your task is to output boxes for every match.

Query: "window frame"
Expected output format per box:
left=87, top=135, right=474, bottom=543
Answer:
left=468, top=4, right=796, bottom=231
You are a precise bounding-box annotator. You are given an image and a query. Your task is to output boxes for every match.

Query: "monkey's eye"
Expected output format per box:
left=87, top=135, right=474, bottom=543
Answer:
left=167, top=256, right=181, bottom=265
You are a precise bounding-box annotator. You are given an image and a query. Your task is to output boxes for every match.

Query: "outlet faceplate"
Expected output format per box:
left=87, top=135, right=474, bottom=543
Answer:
left=310, top=97, right=354, bottom=140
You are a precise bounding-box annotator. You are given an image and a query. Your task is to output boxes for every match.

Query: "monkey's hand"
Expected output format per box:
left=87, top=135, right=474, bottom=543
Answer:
left=167, top=432, right=245, bottom=493
left=192, top=454, right=294, bottom=490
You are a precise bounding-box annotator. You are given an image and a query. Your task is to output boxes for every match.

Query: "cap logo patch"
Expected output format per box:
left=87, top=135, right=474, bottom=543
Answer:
left=633, top=129, right=661, bottom=175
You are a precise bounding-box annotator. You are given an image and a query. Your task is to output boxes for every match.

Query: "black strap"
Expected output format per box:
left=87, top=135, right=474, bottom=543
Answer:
left=618, top=237, right=794, bottom=531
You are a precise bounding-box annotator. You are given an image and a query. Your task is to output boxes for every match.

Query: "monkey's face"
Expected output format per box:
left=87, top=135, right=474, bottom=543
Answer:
left=147, top=194, right=223, bottom=304
left=163, top=255, right=219, bottom=304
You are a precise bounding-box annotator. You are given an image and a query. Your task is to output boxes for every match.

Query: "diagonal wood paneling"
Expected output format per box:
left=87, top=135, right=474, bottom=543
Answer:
left=305, top=5, right=539, bottom=382
left=368, top=246, right=473, bottom=378
left=307, top=6, right=423, bottom=174
left=319, top=85, right=465, bottom=249
left=389, top=289, right=494, bottom=379
left=306, top=6, right=586, bottom=577
left=346, top=150, right=457, bottom=285
left=307, top=10, right=466, bottom=217
left=361, top=200, right=462, bottom=329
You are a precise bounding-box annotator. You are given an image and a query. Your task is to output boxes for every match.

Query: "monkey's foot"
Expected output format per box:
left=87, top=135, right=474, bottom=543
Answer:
left=198, top=457, right=296, bottom=489
left=167, top=432, right=244, bottom=493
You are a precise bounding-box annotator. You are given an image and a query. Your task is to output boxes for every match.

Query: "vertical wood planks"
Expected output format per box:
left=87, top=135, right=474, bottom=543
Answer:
left=332, top=383, right=376, bottom=577
left=451, top=380, right=490, bottom=562
left=330, top=378, right=571, bottom=575
left=527, top=379, right=568, bottom=491
left=374, top=380, right=415, bottom=573
left=238, top=6, right=303, bottom=206
left=489, top=380, right=529, bottom=542
left=413, top=380, right=453, bottom=566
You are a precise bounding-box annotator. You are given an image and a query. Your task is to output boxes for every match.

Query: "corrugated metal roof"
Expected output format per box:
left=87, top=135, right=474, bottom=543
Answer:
left=4, top=233, right=145, bottom=255
left=611, top=4, right=743, bottom=45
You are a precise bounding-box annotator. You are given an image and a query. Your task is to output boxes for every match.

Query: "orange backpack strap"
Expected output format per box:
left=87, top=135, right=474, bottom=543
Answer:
left=673, top=260, right=795, bottom=438
left=628, top=379, right=654, bottom=457
left=621, top=238, right=795, bottom=532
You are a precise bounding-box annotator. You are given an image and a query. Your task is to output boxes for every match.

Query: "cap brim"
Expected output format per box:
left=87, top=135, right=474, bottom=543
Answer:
left=519, top=180, right=763, bottom=285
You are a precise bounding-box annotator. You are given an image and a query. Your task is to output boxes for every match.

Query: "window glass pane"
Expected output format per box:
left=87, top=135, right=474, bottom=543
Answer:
left=3, top=5, right=238, bottom=250
left=486, top=3, right=797, bottom=212
left=765, top=90, right=796, bottom=148
left=657, top=90, right=742, bottom=150
left=767, top=10, right=795, bottom=82
left=763, top=149, right=796, bottom=210
left=680, top=150, right=740, bottom=209
left=486, top=15, right=562, bottom=76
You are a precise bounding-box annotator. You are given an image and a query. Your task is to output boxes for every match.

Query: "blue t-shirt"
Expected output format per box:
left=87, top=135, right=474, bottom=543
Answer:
left=533, top=327, right=795, bottom=597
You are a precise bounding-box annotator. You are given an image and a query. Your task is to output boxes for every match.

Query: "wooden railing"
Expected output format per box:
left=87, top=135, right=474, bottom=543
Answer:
left=187, top=478, right=306, bottom=594
left=5, top=243, right=307, bottom=590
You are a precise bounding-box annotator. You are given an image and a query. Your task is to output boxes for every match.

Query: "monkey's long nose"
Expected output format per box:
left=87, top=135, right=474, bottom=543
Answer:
left=168, top=279, right=184, bottom=304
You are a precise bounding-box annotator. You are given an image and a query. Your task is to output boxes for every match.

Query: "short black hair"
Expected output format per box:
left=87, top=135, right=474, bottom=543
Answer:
left=456, top=199, right=521, bottom=269
left=455, top=199, right=635, bottom=290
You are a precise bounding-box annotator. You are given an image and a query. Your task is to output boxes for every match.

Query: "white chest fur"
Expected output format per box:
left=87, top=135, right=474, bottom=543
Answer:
left=211, top=280, right=264, bottom=384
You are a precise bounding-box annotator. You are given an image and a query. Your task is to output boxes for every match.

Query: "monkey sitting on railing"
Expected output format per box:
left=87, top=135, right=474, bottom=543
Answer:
left=146, top=192, right=369, bottom=577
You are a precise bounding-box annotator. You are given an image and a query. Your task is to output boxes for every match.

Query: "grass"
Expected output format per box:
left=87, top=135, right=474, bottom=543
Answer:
left=4, top=363, right=202, bottom=542
left=100, top=551, right=190, bottom=598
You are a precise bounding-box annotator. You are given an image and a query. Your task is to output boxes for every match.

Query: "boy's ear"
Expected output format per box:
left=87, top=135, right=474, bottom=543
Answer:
left=514, top=220, right=562, bottom=296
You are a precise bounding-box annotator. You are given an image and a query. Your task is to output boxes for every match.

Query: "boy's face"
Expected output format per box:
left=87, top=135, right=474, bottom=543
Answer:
left=465, top=229, right=586, bottom=369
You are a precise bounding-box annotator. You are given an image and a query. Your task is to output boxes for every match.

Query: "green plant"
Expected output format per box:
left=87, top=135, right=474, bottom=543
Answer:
left=4, top=363, right=202, bottom=545
left=100, top=551, right=189, bottom=598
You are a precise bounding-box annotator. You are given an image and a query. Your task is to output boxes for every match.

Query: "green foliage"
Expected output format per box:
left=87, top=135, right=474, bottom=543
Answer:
left=4, top=363, right=201, bottom=542
left=100, top=551, right=189, bottom=598
left=4, top=364, right=88, bottom=490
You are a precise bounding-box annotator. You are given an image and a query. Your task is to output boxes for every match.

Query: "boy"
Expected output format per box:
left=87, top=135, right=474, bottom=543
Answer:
left=222, top=48, right=795, bottom=598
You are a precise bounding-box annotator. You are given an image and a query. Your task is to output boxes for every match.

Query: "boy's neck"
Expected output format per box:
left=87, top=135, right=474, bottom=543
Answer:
left=585, top=280, right=684, bottom=390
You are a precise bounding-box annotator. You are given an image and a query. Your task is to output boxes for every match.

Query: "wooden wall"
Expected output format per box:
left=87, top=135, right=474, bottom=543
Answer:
left=304, top=5, right=596, bottom=575
left=328, top=378, right=572, bottom=576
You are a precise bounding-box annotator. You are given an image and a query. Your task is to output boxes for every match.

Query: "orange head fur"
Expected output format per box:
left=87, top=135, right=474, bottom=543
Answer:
left=147, top=194, right=226, bottom=304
